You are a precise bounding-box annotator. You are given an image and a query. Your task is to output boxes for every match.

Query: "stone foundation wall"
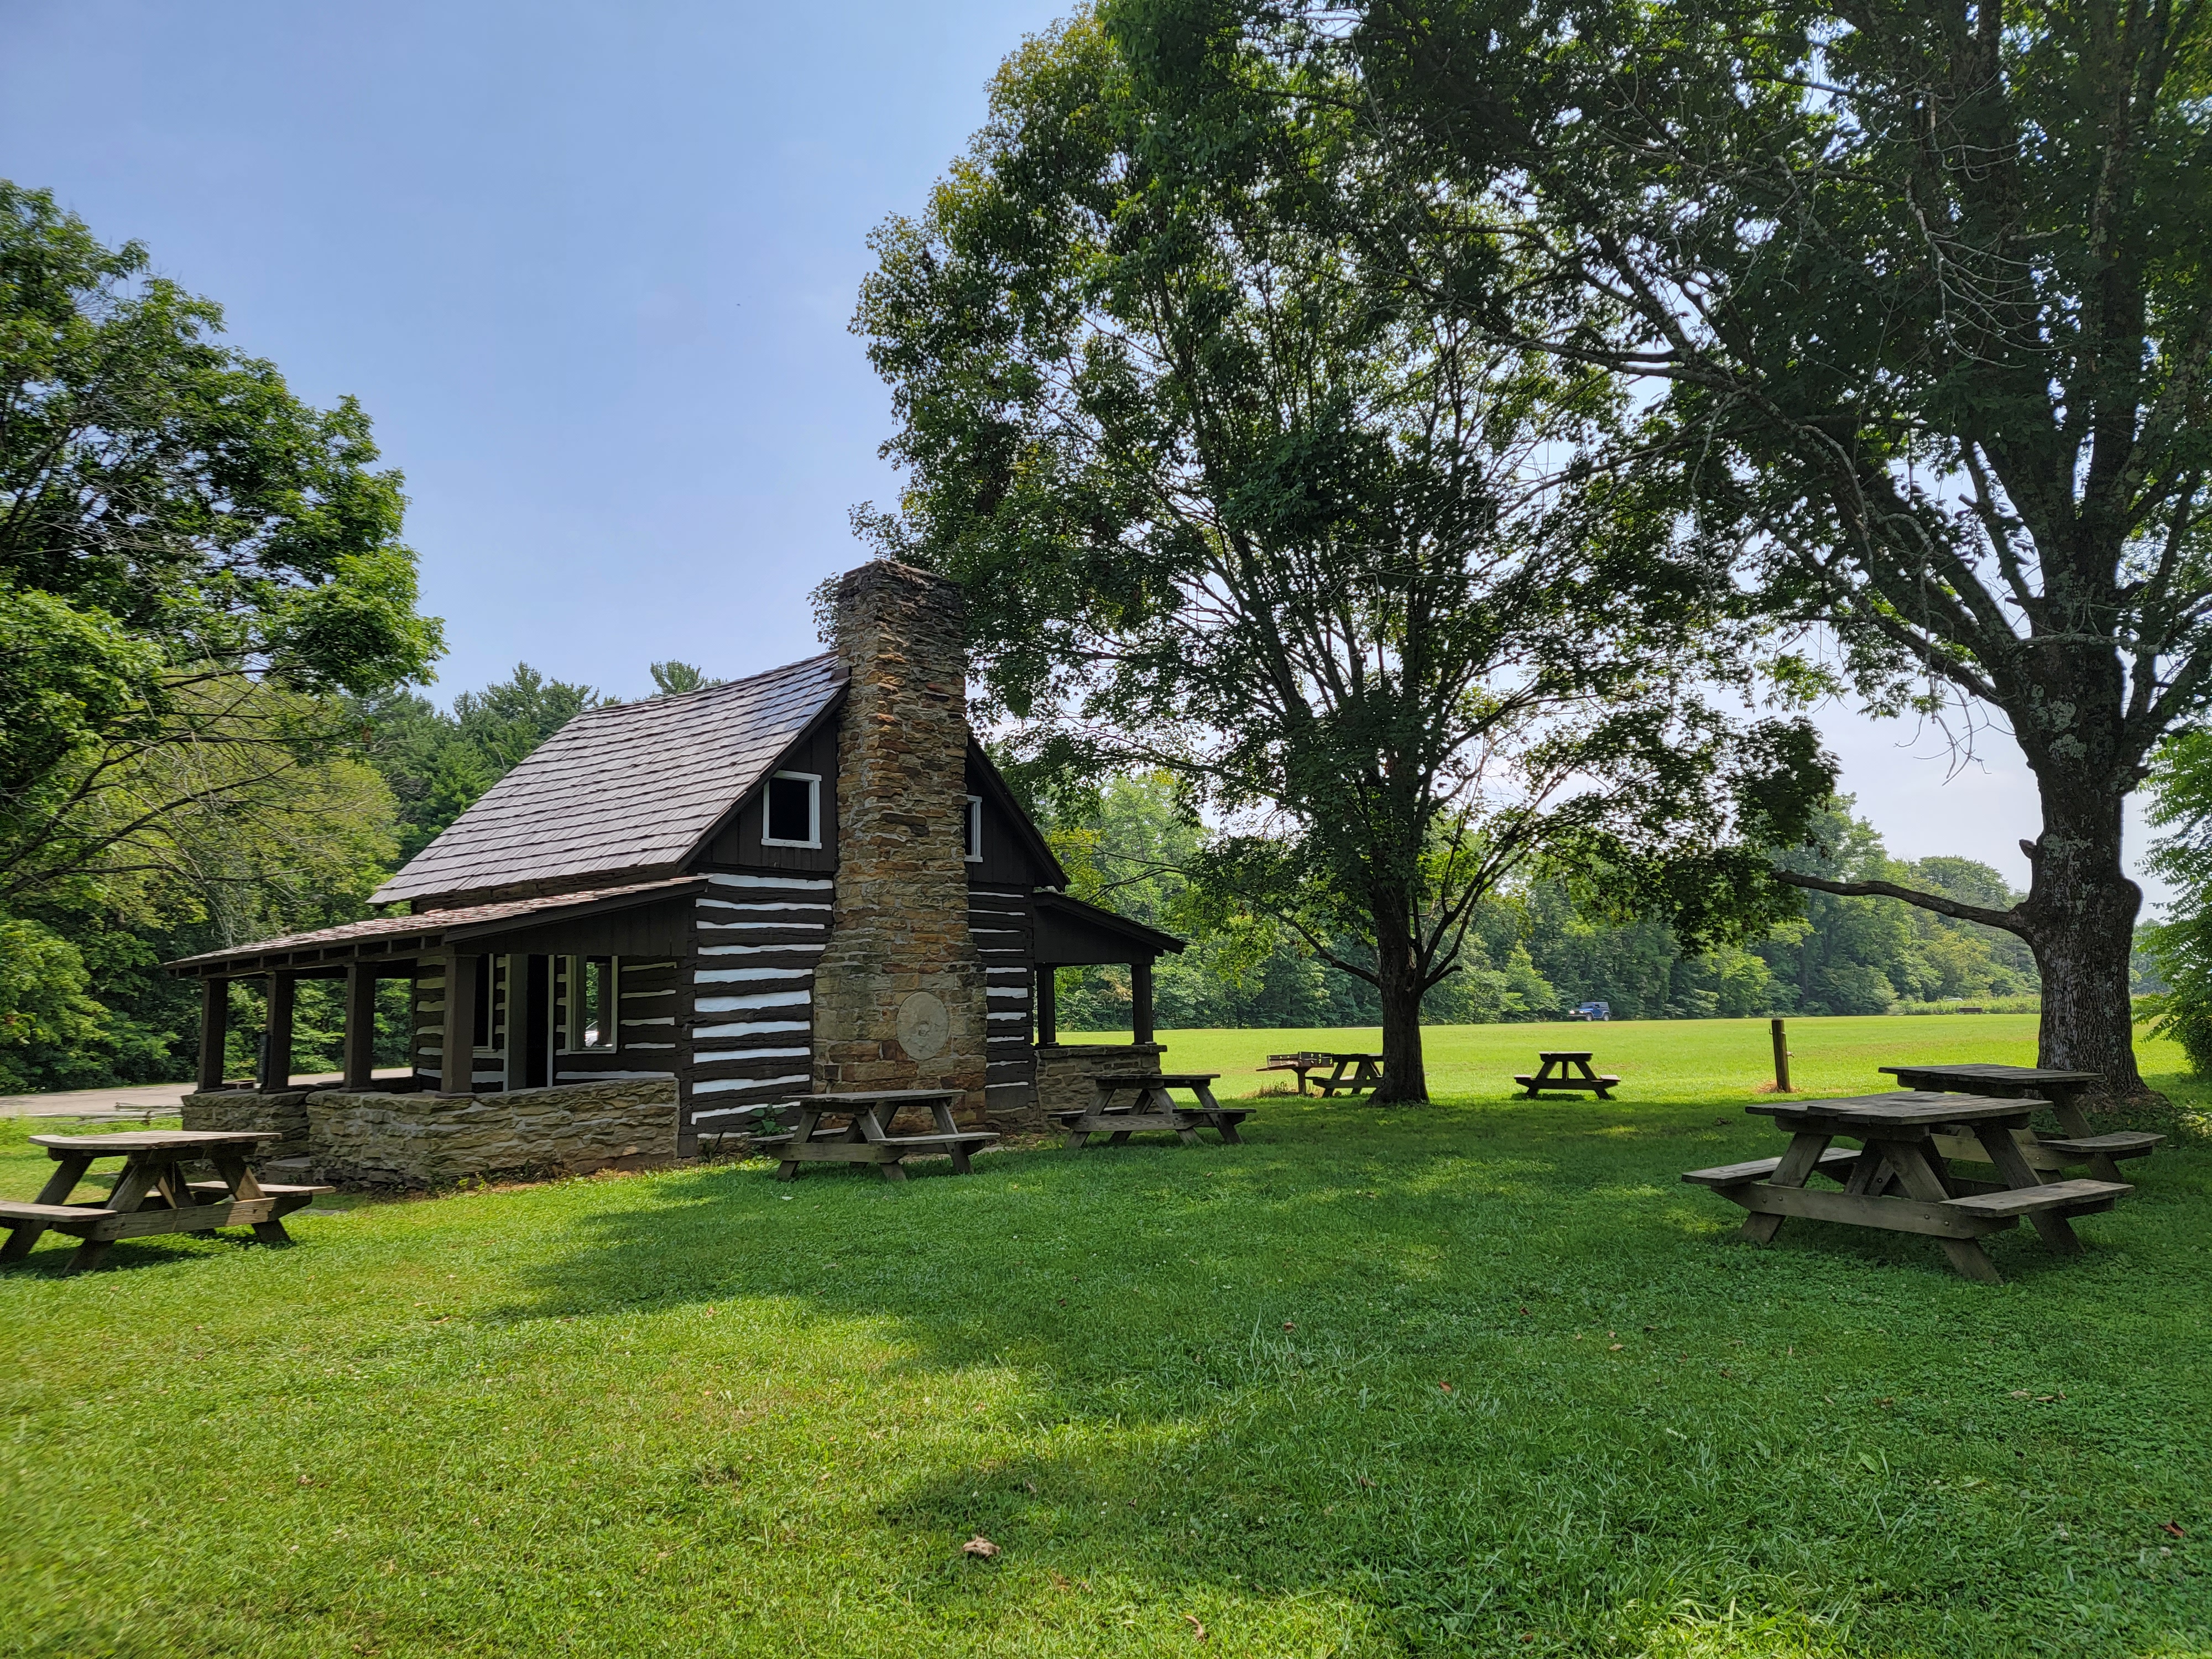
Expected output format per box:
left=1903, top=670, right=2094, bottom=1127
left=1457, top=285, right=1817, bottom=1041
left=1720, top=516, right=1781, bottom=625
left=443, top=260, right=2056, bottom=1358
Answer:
left=306, top=1079, right=680, bottom=1189
left=1034, top=1043, right=1164, bottom=1123
left=179, top=1089, right=312, bottom=1162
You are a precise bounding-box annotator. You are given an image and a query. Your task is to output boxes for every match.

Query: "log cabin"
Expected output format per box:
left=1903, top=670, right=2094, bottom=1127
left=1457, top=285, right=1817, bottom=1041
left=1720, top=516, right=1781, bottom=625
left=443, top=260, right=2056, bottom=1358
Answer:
left=165, top=561, right=1180, bottom=1182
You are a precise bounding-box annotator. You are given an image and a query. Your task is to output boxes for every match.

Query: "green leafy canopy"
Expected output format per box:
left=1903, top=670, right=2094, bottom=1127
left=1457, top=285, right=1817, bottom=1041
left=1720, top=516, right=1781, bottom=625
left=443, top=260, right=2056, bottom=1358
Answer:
left=856, top=14, right=1834, bottom=1097
left=0, top=181, right=441, bottom=693
left=0, top=181, right=444, bottom=914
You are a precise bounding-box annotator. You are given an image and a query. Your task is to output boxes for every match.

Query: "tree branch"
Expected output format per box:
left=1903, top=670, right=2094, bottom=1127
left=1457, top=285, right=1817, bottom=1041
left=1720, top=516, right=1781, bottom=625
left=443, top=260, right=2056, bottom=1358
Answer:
left=1772, top=869, right=2024, bottom=935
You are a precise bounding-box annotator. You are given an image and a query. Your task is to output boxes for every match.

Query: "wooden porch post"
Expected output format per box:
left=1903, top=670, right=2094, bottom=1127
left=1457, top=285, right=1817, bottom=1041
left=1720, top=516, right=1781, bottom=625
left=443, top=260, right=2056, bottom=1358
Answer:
left=342, top=962, right=377, bottom=1090
left=1035, top=969, right=1062, bottom=1044
left=259, top=971, right=296, bottom=1093
left=196, top=978, right=229, bottom=1092
left=1036, top=967, right=1058, bottom=1047
left=440, top=951, right=478, bottom=1095
left=1130, top=958, right=1154, bottom=1046
left=503, top=955, right=531, bottom=1093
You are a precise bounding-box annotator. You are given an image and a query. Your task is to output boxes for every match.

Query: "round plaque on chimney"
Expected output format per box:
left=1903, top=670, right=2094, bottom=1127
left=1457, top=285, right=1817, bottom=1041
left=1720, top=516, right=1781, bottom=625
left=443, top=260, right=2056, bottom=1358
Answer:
left=895, top=991, right=950, bottom=1061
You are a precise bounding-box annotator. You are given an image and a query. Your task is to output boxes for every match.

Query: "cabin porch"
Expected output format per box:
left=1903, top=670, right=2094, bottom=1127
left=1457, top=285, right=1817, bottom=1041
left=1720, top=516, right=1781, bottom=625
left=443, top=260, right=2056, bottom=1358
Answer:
left=1022, top=890, right=1184, bottom=1124
left=168, top=881, right=698, bottom=1186
left=169, top=879, right=700, bottom=1096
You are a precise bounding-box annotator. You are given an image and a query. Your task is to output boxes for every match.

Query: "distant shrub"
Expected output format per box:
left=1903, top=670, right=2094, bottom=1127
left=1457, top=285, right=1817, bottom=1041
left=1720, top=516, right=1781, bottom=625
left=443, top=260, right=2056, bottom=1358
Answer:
left=1888, top=997, right=2042, bottom=1016
left=2140, top=918, right=2212, bottom=1076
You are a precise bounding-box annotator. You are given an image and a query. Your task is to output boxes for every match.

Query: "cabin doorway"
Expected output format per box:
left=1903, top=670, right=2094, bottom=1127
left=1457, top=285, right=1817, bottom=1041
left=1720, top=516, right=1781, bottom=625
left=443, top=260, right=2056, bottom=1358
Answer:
left=475, top=954, right=555, bottom=1091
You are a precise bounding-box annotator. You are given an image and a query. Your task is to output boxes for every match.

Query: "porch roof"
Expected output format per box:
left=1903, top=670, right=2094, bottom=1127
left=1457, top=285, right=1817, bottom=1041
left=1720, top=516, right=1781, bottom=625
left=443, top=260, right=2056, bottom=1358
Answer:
left=1033, top=890, right=1186, bottom=966
left=164, top=878, right=707, bottom=978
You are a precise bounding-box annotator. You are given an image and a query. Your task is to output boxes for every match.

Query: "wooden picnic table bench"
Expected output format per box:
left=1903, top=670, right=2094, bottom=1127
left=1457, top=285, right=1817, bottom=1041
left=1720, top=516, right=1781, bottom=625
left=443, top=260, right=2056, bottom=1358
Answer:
left=753, top=1090, right=998, bottom=1183
left=1257, top=1052, right=1385, bottom=1097
left=1683, top=1091, right=2130, bottom=1283
left=1051, top=1073, right=1252, bottom=1147
left=0, top=1129, right=332, bottom=1275
left=1877, top=1063, right=2159, bottom=1183
left=1515, top=1051, right=1619, bottom=1099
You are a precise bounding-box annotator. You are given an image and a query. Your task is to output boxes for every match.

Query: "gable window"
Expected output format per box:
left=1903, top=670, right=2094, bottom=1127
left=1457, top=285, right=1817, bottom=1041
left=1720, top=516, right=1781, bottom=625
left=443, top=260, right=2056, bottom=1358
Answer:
left=565, top=955, right=618, bottom=1052
left=964, top=794, right=983, bottom=863
left=764, top=771, right=821, bottom=848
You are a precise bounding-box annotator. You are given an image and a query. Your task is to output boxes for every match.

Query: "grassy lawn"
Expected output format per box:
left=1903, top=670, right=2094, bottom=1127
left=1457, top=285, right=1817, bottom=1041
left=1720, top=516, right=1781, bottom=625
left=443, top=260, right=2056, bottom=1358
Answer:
left=2, top=1015, right=2209, bottom=1657
left=1077, top=1013, right=2058, bottom=1104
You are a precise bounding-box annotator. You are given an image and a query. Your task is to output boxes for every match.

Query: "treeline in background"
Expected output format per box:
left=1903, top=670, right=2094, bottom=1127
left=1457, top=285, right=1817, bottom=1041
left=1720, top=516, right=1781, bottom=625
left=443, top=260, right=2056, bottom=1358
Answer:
left=7, top=659, right=2085, bottom=1093
left=2, top=657, right=650, bottom=1094
left=1037, top=775, right=2049, bottom=1033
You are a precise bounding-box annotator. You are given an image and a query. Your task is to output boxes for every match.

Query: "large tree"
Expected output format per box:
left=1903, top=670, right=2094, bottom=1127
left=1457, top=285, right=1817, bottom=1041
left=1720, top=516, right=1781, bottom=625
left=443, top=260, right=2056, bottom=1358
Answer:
left=0, top=182, right=440, bottom=1086
left=0, top=181, right=441, bottom=912
left=857, top=18, right=1828, bottom=1098
left=1126, top=0, right=2212, bottom=1095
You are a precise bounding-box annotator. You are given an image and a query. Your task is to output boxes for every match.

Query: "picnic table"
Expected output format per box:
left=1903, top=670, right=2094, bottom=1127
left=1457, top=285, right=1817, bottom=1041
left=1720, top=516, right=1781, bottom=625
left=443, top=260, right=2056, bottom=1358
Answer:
left=755, top=1091, right=998, bottom=1182
left=1052, top=1073, right=1252, bottom=1147
left=1258, top=1051, right=1385, bottom=1097
left=1683, top=1091, right=2130, bottom=1283
left=0, top=1129, right=331, bottom=1276
left=1515, top=1051, right=1619, bottom=1099
left=1877, top=1062, right=2161, bottom=1182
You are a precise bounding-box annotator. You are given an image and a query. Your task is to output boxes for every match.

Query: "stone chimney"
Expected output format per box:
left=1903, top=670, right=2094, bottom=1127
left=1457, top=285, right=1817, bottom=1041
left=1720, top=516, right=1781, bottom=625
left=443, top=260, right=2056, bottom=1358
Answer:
left=811, top=561, right=990, bottom=1118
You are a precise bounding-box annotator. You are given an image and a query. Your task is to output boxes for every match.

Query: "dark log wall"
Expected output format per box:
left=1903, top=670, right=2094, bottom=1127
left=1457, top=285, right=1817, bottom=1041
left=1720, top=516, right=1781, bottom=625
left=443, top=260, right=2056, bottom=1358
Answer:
left=969, top=883, right=1036, bottom=1117
left=962, top=761, right=1046, bottom=1117
left=411, top=963, right=450, bottom=1090
left=964, top=760, right=1056, bottom=890
left=409, top=957, right=508, bottom=1092
left=471, top=898, right=692, bottom=958
left=701, top=721, right=840, bottom=874
left=561, top=955, right=681, bottom=1084
left=407, top=951, right=682, bottom=1092
left=684, top=868, right=831, bottom=1146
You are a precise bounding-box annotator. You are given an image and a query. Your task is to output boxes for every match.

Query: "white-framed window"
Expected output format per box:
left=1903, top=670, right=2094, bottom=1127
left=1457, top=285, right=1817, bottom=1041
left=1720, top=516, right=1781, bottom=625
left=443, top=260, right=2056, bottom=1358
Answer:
left=763, top=770, right=821, bottom=848
left=563, top=954, right=618, bottom=1052
left=964, top=794, right=983, bottom=862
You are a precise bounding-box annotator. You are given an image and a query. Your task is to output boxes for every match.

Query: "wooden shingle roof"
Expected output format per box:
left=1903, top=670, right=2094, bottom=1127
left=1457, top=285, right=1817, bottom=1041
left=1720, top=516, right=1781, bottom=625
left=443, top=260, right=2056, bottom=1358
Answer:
left=373, top=653, right=845, bottom=906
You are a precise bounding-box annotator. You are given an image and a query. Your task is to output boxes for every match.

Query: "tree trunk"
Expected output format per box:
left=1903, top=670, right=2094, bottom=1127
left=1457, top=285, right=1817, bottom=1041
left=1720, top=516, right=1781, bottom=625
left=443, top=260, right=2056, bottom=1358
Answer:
left=2018, top=784, right=2150, bottom=1102
left=1373, top=901, right=1430, bottom=1103
left=1776, top=774, right=2154, bottom=1103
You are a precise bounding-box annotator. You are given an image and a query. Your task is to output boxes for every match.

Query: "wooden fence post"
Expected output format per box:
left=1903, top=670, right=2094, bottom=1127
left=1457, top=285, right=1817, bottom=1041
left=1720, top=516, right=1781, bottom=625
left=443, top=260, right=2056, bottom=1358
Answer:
left=1770, top=1017, right=1792, bottom=1092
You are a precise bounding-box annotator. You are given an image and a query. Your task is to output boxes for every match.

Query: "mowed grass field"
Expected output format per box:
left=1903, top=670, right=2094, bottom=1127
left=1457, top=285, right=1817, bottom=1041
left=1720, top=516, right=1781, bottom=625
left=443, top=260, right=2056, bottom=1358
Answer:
left=2, top=1015, right=2209, bottom=1658
left=1075, top=1013, right=2057, bottom=1105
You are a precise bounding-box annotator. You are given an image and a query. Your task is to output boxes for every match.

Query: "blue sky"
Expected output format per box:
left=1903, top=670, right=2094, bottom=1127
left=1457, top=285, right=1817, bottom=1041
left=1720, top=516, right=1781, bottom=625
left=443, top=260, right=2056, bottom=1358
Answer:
left=3, top=0, right=2161, bottom=906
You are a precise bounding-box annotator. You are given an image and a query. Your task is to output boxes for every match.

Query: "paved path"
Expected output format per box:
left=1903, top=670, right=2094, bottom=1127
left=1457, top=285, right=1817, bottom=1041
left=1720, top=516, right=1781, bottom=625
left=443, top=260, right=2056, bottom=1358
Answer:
left=1, top=1081, right=198, bottom=1119
left=2, top=1072, right=410, bottom=1120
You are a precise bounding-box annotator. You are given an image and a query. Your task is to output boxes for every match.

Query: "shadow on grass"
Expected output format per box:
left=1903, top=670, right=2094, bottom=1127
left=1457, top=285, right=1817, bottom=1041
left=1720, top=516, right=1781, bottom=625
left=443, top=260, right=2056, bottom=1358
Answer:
left=501, top=1099, right=2122, bottom=1333
left=0, top=1225, right=295, bottom=1277
left=4, top=1088, right=2201, bottom=1655
left=471, top=1098, right=2203, bottom=1655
